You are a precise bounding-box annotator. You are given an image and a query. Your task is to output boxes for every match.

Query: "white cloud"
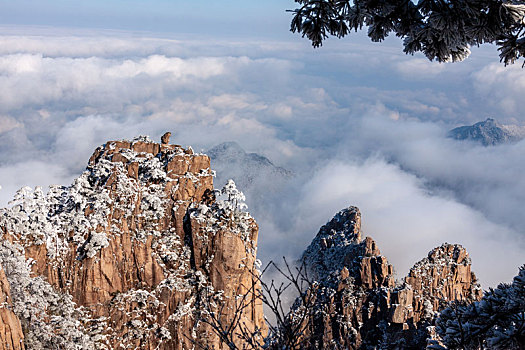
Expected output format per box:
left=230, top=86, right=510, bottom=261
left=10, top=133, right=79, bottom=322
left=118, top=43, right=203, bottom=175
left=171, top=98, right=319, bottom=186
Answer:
left=0, top=53, right=235, bottom=112
left=0, top=115, right=22, bottom=133
left=344, top=116, right=525, bottom=233
left=269, top=103, right=293, bottom=119
left=106, top=55, right=226, bottom=79
left=0, top=29, right=523, bottom=289
left=207, top=93, right=267, bottom=112
left=472, top=63, right=525, bottom=116
left=395, top=58, right=446, bottom=78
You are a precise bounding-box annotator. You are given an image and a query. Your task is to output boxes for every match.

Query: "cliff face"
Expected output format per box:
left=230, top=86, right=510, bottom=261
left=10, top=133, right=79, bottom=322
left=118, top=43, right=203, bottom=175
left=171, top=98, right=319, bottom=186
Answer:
left=287, top=207, right=482, bottom=349
left=0, top=265, right=24, bottom=350
left=0, top=135, right=265, bottom=349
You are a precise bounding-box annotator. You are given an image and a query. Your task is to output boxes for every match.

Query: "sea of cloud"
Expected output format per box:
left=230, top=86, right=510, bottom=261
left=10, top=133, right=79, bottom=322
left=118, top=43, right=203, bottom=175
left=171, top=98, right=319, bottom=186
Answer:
left=0, top=27, right=523, bottom=287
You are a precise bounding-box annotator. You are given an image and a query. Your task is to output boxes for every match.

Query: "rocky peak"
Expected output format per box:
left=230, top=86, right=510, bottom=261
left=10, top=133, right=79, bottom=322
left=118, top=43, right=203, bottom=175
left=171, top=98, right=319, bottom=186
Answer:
left=385, top=243, right=482, bottom=344
left=206, top=141, right=292, bottom=192
left=286, top=207, right=482, bottom=349
left=207, top=141, right=246, bottom=160
left=405, top=243, right=482, bottom=311
left=448, top=118, right=525, bottom=146
left=302, top=208, right=360, bottom=273
left=0, top=134, right=265, bottom=349
left=302, top=207, right=393, bottom=290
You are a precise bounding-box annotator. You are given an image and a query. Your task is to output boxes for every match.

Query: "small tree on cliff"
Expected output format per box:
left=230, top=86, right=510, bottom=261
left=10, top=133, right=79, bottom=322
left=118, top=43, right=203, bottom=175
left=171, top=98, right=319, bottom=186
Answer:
left=289, top=0, right=525, bottom=64
left=218, top=179, right=248, bottom=213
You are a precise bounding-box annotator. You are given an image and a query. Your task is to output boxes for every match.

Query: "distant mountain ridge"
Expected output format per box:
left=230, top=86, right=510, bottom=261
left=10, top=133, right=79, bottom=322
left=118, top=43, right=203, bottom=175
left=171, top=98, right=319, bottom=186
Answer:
left=207, top=141, right=292, bottom=191
left=448, top=118, right=525, bottom=146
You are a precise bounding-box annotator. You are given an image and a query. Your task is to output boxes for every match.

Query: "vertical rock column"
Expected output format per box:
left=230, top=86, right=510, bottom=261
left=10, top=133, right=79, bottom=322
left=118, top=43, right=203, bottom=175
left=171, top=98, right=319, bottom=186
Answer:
left=0, top=265, right=24, bottom=350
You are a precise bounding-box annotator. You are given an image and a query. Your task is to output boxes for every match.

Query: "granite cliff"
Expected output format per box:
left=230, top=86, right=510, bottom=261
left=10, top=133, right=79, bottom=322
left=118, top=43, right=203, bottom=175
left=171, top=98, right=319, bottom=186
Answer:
left=0, top=264, right=24, bottom=350
left=0, top=135, right=265, bottom=349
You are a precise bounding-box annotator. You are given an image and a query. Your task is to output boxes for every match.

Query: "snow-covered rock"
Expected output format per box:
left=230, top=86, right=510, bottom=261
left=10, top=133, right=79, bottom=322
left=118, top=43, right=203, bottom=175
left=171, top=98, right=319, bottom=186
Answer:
left=448, top=118, right=525, bottom=146
left=282, top=207, right=482, bottom=349
left=0, top=134, right=266, bottom=349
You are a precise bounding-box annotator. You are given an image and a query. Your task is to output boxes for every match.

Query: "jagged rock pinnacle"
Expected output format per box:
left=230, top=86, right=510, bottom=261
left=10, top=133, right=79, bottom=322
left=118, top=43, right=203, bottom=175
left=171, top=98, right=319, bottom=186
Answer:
left=290, top=206, right=482, bottom=349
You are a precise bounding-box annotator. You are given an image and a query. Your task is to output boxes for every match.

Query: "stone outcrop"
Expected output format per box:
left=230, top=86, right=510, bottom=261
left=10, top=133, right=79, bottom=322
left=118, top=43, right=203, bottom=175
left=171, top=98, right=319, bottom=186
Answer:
left=398, top=243, right=482, bottom=325
left=161, top=132, right=171, bottom=145
left=0, top=265, right=24, bottom=350
left=285, top=207, right=482, bottom=349
left=0, top=135, right=265, bottom=349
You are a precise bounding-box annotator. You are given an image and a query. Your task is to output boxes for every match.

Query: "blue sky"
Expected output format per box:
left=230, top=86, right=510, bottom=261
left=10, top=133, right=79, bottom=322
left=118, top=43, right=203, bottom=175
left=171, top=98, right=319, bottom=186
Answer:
left=0, top=0, right=294, bottom=38
left=0, top=1, right=523, bottom=286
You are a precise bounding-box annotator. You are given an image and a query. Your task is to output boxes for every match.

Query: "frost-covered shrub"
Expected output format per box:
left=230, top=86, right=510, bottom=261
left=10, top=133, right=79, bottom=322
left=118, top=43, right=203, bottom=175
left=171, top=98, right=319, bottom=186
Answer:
left=217, top=179, right=248, bottom=213
left=290, top=0, right=525, bottom=65
left=0, top=174, right=112, bottom=261
left=78, top=231, right=110, bottom=259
